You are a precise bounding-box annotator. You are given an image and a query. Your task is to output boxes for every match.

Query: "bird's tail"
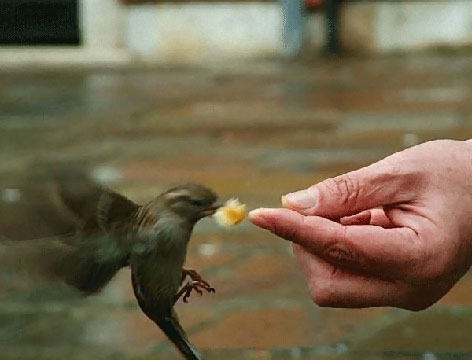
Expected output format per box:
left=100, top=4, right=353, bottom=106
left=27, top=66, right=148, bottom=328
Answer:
left=156, top=311, right=204, bottom=360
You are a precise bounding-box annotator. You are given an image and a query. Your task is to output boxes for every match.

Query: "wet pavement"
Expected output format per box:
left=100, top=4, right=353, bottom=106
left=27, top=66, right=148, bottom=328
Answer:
left=1, top=54, right=472, bottom=359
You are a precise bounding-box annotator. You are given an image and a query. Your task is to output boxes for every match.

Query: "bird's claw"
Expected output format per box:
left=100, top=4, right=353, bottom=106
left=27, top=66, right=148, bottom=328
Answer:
left=174, top=278, right=216, bottom=305
left=182, top=280, right=216, bottom=303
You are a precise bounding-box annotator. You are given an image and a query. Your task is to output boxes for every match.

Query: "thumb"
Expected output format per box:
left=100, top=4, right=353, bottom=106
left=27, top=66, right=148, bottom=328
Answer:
left=282, top=160, right=417, bottom=219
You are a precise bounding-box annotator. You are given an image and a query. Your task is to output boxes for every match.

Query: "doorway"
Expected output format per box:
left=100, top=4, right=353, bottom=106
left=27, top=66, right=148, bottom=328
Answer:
left=0, top=0, right=80, bottom=46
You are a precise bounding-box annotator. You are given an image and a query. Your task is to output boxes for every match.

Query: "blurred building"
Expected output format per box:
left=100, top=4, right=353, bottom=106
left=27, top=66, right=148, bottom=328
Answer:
left=0, top=0, right=472, bottom=66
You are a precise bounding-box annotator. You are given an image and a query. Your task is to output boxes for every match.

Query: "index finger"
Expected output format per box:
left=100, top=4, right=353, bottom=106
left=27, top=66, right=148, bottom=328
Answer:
left=250, top=208, right=421, bottom=280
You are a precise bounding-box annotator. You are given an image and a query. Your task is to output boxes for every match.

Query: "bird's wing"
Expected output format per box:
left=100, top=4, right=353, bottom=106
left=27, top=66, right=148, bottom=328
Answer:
left=0, top=164, right=139, bottom=294
left=0, top=234, right=75, bottom=282
left=52, top=183, right=141, bottom=294
left=96, top=189, right=140, bottom=236
left=54, top=168, right=139, bottom=237
left=0, top=232, right=130, bottom=294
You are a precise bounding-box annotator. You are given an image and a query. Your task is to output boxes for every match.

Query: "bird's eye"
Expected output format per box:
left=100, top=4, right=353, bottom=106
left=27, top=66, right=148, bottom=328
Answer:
left=190, top=199, right=204, bottom=207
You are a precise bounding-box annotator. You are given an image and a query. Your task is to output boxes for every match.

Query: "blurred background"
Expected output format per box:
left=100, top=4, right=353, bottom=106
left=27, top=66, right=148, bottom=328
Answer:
left=1, top=1, right=472, bottom=359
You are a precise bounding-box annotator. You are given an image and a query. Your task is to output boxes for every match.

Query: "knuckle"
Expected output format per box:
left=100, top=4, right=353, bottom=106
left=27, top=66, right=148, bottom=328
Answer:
left=320, top=174, right=360, bottom=208
left=324, top=243, right=354, bottom=263
left=321, top=229, right=363, bottom=266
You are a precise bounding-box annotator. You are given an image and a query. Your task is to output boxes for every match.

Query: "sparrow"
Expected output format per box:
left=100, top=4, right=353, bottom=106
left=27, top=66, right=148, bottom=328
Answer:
left=0, top=169, right=220, bottom=360
left=129, top=184, right=219, bottom=360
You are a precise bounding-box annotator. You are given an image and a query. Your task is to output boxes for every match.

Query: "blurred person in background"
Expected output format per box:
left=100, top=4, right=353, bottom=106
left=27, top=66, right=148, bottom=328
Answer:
left=250, top=139, right=472, bottom=311
left=281, top=0, right=306, bottom=57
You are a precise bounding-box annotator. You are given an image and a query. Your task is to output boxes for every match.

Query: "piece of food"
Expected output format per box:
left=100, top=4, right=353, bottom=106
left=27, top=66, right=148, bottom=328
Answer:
left=214, top=198, right=247, bottom=227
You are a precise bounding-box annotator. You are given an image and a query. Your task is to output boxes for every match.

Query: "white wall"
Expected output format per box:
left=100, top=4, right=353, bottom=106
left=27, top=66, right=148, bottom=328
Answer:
left=81, top=0, right=125, bottom=50
left=125, top=3, right=283, bottom=62
left=376, top=1, right=472, bottom=51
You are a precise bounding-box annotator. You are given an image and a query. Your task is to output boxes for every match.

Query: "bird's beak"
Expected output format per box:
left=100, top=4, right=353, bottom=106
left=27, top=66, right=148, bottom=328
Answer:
left=201, top=202, right=222, bottom=217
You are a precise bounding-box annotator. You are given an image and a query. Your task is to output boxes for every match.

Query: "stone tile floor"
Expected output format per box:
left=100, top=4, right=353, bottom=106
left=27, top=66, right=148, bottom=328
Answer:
left=1, top=54, right=472, bottom=359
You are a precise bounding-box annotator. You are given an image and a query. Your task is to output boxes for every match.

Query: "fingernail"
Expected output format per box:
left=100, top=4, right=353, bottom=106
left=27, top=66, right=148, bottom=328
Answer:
left=249, top=208, right=262, bottom=218
left=282, top=188, right=318, bottom=210
left=249, top=208, right=270, bottom=228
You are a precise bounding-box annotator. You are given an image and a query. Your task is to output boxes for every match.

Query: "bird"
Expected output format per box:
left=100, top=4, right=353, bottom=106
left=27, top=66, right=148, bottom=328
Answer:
left=0, top=167, right=220, bottom=360
left=129, top=184, right=219, bottom=360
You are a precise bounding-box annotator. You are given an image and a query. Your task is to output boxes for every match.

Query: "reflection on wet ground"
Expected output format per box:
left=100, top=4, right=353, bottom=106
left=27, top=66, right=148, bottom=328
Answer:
left=1, top=54, right=472, bottom=359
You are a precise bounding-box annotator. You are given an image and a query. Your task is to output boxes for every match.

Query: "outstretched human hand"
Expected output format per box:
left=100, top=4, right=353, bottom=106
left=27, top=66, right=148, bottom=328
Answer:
left=250, top=140, right=472, bottom=310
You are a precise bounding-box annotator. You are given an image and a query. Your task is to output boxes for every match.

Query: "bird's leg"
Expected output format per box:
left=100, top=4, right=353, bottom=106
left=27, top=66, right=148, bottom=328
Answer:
left=174, top=268, right=215, bottom=305
left=174, top=281, right=200, bottom=305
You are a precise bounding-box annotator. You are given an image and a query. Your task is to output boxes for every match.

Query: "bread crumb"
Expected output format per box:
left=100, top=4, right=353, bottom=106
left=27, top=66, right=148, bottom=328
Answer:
left=214, top=198, right=247, bottom=227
